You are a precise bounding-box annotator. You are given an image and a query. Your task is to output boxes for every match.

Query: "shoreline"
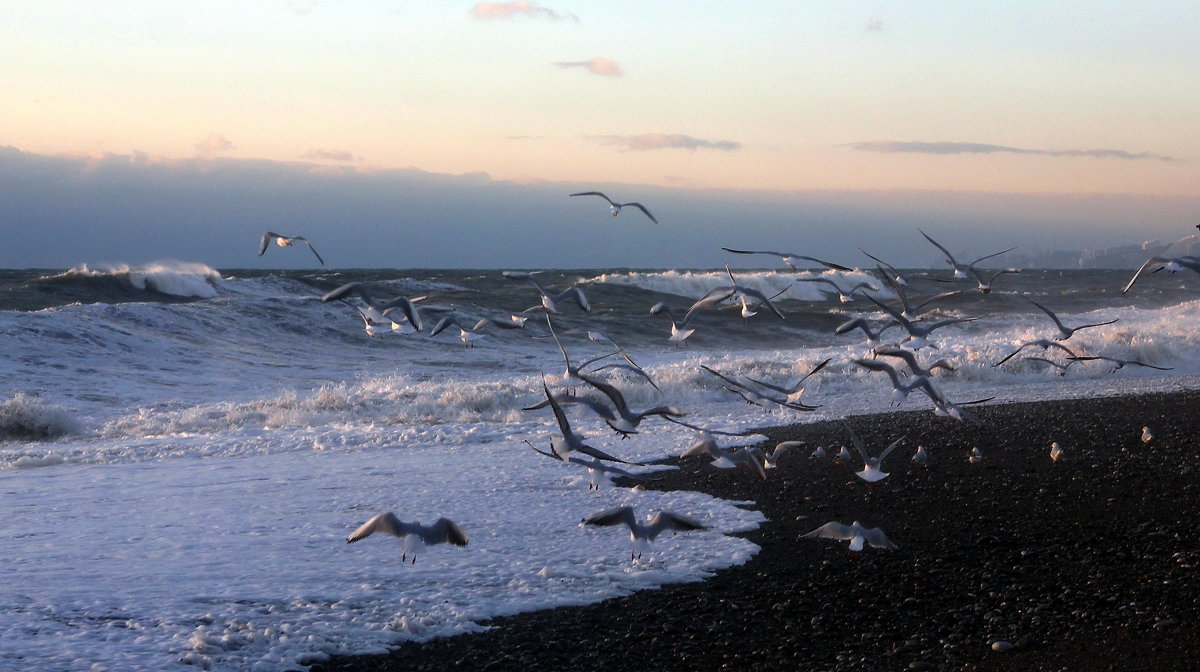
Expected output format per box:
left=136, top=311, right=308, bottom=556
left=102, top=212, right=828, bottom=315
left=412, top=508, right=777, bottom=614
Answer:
left=313, top=389, right=1199, bottom=672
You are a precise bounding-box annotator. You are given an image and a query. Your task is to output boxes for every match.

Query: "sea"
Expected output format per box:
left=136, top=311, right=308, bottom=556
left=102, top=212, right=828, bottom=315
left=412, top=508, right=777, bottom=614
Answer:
left=1, top=261, right=1197, bottom=671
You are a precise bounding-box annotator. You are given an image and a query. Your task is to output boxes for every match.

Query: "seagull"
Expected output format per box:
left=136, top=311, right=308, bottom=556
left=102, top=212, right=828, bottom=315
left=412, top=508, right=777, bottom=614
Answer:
left=346, top=512, right=468, bottom=564
left=872, top=264, right=962, bottom=319
left=810, top=445, right=827, bottom=460
left=835, top=445, right=852, bottom=463
left=854, top=358, right=944, bottom=407
left=912, top=445, right=928, bottom=466
left=680, top=433, right=768, bottom=480
left=919, top=229, right=1016, bottom=280
left=684, top=266, right=786, bottom=321
left=1122, top=255, right=1200, bottom=293
left=847, top=427, right=905, bottom=483
left=859, top=248, right=910, bottom=286
left=649, top=302, right=698, bottom=346
left=1027, top=298, right=1118, bottom=341
left=968, top=447, right=984, bottom=464
left=720, top=247, right=851, bottom=271
left=992, top=339, right=1079, bottom=367
left=801, top=521, right=897, bottom=556
left=569, top=191, right=658, bottom=223
left=875, top=348, right=956, bottom=379
left=741, top=358, right=832, bottom=407
left=1141, top=426, right=1153, bottom=445
left=584, top=506, right=706, bottom=561
left=834, top=317, right=898, bottom=350
left=1050, top=442, right=1063, bottom=465
left=795, top=276, right=878, bottom=303
left=1066, top=355, right=1173, bottom=373
left=526, top=442, right=652, bottom=490
left=573, top=370, right=686, bottom=438
left=1021, top=356, right=1076, bottom=376
left=700, top=365, right=818, bottom=412
left=761, top=441, right=804, bottom=468
left=321, top=282, right=423, bottom=333
left=863, top=294, right=979, bottom=350
left=969, top=267, right=1021, bottom=294
left=259, top=232, right=325, bottom=266
left=535, top=377, right=641, bottom=465
left=503, top=271, right=591, bottom=314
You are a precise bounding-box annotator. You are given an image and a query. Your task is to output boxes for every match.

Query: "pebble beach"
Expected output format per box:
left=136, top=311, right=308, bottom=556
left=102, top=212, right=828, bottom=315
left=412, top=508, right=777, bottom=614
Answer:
left=313, top=389, right=1199, bottom=672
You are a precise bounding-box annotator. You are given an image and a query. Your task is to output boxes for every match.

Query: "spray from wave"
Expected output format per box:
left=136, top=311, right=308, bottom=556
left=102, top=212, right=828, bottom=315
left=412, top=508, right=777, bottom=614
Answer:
left=0, top=392, right=83, bottom=441
left=49, top=261, right=223, bottom=299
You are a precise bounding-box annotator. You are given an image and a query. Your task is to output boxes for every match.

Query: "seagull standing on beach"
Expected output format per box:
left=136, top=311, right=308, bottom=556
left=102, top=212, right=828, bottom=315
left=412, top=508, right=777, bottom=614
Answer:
left=258, top=232, right=325, bottom=266
left=912, top=445, right=928, bottom=466
left=1050, top=442, right=1064, bottom=465
left=1141, top=426, right=1154, bottom=445
left=346, top=512, right=469, bottom=564
left=584, top=506, right=706, bottom=561
left=969, top=447, right=984, bottom=464
left=569, top=191, right=658, bottom=223
left=801, top=521, right=897, bottom=556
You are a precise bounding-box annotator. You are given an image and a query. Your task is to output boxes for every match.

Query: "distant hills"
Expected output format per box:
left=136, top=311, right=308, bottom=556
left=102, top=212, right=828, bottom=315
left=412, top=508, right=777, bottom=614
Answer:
left=1007, top=234, right=1200, bottom=269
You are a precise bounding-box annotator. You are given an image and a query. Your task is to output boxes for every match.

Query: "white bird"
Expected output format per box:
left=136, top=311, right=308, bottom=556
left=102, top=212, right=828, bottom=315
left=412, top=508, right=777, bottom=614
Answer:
left=321, top=282, right=423, bottom=333
left=584, top=506, right=706, bottom=561
left=859, top=248, right=910, bottom=286
left=346, top=512, right=468, bottom=564
left=649, top=302, right=698, bottom=346
left=1027, top=298, right=1118, bottom=341
left=796, top=276, right=878, bottom=303
left=810, top=445, right=827, bottom=460
left=570, top=191, right=658, bottom=223
left=1049, top=442, right=1063, bottom=464
left=1066, top=355, right=1173, bottom=374
left=835, top=445, right=852, bottom=463
left=742, top=358, right=831, bottom=407
left=720, top=247, right=851, bottom=271
left=993, top=339, right=1078, bottom=367
left=573, top=370, right=685, bottom=438
left=759, top=441, right=804, bottom=469
left=680, top=433, right=767, bottom=480
left=259, top=231, right=325, bottom=265
left=969, top=447, right=984, bottom=464
left=700, top=365, right=818, bottom=412
left=847, top=428, right=905, bottom=483
left=1141, top=426, right=1153, bottom=445
left=919, top=229, right=1015, bottom=280
left=854, top=358, right=944, bottom=407
left=535, top=377, right=641, bottom=465
left=801, top=521, right=897, bottom=555
left=912, top=445, right=928, bottom=466
left=969, top=267, right=1021, bottom=294
left=526, top=442, right=652, bottom=490
left=503, top=271, right=591, bottom=314
left=863, top=294, right=979, bottom=350
left=684, top=266, right=787, bottom=321
left=1122, top=255, right=1200, bottom=293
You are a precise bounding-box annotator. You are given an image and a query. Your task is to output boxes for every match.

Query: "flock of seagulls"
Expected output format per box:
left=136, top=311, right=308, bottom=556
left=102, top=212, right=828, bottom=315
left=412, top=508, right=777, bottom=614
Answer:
left=257, top=196, right=1184, bottom=564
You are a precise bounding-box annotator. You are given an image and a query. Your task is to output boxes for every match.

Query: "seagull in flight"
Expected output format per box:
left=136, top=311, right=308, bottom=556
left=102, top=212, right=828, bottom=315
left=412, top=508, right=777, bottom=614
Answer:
left=569, top=191, right=658, bottom=223
left=649, top=302, right=698, bottom=346
left=1121, top=255, right=1200, bottom=293
left=503, top=271, right=591, bottom=314
left=535, top=377, right=641, bottom=465
left=802, top=521, right=897, bottom=556
left=720, top=248, right=851, bottom=271
left=680, top=433, right=768, bottom=480
left=321, top=282, right=424, bottom=333
left=346, top=512, right=468, bottom=564
left=1027, top=298, right=1118, bottom=341
left=796, top=276, right=878, bottom=303
left=584, top=506, right=706, bottom=561
left=1066, top=355, right=1173, bottom=373
left=919, top=229, right=1015, bottom=280
left=992, top=338, right=1078, bottom=367
left=259, top=232, right=325, bottom=266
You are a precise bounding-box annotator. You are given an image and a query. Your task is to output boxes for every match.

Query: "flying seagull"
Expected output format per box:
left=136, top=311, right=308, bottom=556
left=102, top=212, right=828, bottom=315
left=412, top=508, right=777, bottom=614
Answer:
left=569, top=191, right=658, bottom=223
left=802, top=521, right=897, bottom=555
left=720, top=248, right=851, bottom=271
left=584, top=506, right=706, bottom=561
left=259, top=232, right=325, bottom=266
left=1027, top=298, right=1118, bottom=341
left=919, top=229, right=1015, bottom=280
left=346, top=512, right=468, bottom=564
left=1121, top=256, right=1200, bottom=293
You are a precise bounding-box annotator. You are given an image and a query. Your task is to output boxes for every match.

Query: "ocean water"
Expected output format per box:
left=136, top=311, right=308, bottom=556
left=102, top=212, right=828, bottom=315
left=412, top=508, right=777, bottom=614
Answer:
left=2, top=260, right=1198, bottom=671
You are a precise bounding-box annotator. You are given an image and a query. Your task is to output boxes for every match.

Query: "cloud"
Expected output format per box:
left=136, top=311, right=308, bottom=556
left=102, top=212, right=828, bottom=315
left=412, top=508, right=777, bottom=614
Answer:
left=195, top=133, right=234, bottom=154
left=865, top=19, right=884, bottom=32
left=302, top=148, right=356, bottom=162
left=554, top=57, right=622, bottom=77
left=849, top=141, right=1180, bottom=162
left=591, top=133, right=741, bottom=152
left=469, top=1, right=576, bottom=21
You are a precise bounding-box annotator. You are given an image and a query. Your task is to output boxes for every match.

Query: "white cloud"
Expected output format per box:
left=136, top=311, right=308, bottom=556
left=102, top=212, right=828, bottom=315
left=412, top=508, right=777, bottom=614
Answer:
left=849, top=140, right=1180, bottom=162
left=469, top=1, right=576, bottom=21
left=590, top=133, right=741, bottom=152
left=195, top=133, right=234, bottom=154
left=554, top=57, right=622, bottom=77
left=302, top=148, right=356, bottom=162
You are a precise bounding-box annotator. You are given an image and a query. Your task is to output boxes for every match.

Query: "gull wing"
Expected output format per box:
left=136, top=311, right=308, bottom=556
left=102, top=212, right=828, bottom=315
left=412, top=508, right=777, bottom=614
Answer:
left=423, top=518, right=469, bottom=546
left=569, top=191, right=617, bottom=206
left=584, top=505, right=637, bottom=530
left=623, top=202, right=658, bottom=223
left=645, top=511, right=707, bottom=539
left=347, top=512, right=409, bottom=543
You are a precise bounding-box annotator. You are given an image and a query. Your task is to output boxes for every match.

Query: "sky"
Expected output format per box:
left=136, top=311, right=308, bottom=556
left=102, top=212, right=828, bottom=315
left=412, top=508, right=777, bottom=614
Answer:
left=1, top=1, right=1197, bottom=268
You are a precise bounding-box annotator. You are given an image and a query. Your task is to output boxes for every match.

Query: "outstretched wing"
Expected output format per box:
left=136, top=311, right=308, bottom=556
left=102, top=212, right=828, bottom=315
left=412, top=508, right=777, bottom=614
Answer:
left=347, top=511, right=407, bottom=543
left=423, top=518, right=469, bottom=546
left=569, top=191, right=616, bottom=206
left=584, top=505, right=637, bottom=530
left=645, top=511, right=706, bottom=540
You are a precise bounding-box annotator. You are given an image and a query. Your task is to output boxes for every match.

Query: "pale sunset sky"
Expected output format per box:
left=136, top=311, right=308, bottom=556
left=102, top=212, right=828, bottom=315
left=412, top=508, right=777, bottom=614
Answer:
left=1, top=1, right=1196, bottom=268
